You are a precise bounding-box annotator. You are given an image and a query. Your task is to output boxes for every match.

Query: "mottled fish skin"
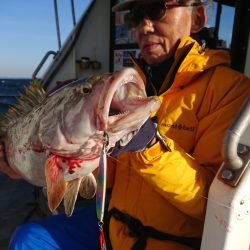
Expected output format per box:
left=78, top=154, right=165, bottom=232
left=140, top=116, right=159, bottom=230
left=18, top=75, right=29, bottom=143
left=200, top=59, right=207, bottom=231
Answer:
left=1, top=68, right=160, bottom=215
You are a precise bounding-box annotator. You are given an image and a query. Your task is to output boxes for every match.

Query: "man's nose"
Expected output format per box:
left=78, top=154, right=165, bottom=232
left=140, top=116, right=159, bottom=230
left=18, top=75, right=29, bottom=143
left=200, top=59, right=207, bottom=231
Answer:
left=139, top=18, right=154, bottom=34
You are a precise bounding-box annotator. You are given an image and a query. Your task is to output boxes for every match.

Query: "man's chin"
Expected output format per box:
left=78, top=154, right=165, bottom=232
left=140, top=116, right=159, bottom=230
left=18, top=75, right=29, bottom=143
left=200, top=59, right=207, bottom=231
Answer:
left=142, top=53, right=168, bottom=65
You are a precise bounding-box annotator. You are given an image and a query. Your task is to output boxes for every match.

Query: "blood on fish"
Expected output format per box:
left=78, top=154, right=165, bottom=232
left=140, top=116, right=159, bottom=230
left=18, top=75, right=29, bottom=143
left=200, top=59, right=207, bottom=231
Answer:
left=108, top=76, right=115, bottom=84
left=68, top=159, right=84, bottom=174
left=23, top=143, right=45, bottom=153
left=32, top=147, right=45, bottom=153
left=97, top=114, right=105, bottom=130
left=48, top=155, right=63, bottom=182
left=58, top=156, right=84, bottom=174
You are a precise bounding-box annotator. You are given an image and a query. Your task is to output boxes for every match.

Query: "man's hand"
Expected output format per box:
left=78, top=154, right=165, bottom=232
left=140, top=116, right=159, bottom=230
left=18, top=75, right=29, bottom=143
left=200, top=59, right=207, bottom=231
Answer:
left=110, top=118, right=157, bottom=157
left=0, top=142, right=21, bottom=179
left=110, top=118, right=171, bottom=157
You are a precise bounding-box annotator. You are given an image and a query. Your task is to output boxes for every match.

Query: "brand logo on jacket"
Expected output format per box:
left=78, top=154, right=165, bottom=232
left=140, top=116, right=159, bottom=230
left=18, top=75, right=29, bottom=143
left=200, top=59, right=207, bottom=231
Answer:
left=162, top=123, right=195, bottom=132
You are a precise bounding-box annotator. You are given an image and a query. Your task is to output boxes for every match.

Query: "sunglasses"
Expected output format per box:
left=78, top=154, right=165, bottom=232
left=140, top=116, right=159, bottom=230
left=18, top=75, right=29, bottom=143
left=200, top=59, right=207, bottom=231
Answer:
left=124, top=1, right=202, bottom=28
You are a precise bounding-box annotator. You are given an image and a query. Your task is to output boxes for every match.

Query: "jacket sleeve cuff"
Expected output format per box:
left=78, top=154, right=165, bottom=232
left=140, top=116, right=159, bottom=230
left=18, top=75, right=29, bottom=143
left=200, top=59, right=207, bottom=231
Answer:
left=135, top=137, right=173, bottom=163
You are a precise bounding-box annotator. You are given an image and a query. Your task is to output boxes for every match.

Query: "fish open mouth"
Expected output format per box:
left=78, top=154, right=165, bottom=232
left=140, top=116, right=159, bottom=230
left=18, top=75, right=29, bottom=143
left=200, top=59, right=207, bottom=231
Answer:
left=96, top=68, right=160, bottom=134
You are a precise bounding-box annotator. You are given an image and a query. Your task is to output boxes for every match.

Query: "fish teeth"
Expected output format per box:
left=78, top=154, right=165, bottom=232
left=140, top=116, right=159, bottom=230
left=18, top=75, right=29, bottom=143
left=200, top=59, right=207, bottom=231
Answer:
left=120, top=110, right=129, bottom=116
left=110, top=110, right=129, bottom=117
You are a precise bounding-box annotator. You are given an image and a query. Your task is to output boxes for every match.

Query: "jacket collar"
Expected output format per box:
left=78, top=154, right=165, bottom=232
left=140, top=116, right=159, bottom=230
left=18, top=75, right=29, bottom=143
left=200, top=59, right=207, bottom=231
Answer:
left=131, top=36, right=230, bottom=94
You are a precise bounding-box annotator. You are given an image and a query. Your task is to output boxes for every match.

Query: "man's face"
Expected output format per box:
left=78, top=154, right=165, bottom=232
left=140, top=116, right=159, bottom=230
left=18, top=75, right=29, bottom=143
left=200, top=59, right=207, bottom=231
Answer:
left=133, top=4, right=195, bottom=65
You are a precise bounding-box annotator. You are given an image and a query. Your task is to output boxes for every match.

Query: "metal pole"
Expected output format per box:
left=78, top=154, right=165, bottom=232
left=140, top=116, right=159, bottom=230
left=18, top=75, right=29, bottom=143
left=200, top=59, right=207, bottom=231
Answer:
left=71, top=0, right=76, bottom=26
left=54, top=0, right=62, bottom=49
left=32, top=51, right=57, bottom=80
left=230, top=0, right=250, bottom=72
left=223, top=96, right=250, bottom=170
left=214, top=3, right=222, bottom=43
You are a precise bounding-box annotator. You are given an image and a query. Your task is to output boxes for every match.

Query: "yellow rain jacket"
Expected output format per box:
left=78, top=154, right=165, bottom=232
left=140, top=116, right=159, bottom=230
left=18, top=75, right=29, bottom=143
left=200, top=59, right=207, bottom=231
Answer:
left=107, top=36, right=250, bottom=250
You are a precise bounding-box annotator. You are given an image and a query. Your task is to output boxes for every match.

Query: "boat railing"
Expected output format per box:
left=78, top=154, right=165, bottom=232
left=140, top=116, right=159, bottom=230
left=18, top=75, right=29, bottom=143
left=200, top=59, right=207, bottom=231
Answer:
left=219, top=96, right=250, bottom=187
left=32, top=0, right=77, bottom=80
left=32, top=51, right=58, bottom=80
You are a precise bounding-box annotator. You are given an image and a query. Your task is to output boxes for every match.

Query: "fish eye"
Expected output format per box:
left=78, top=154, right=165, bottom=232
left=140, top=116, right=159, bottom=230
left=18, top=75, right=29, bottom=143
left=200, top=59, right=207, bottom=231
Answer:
left=80, top=85, right=92, bottom=94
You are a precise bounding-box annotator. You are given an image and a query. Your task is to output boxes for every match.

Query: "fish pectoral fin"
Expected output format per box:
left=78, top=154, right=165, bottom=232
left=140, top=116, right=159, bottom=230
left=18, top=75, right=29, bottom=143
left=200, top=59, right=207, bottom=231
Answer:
left=79, top=173, right=97, bottom=199
left=64, top=178, right=81, bottom=217
left=45, top=155, right=66, bottom=213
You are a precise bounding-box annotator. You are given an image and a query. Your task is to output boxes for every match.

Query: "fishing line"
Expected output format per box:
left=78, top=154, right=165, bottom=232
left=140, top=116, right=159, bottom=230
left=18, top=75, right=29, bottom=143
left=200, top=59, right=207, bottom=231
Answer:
left=107, top=155, right=241, bottom=214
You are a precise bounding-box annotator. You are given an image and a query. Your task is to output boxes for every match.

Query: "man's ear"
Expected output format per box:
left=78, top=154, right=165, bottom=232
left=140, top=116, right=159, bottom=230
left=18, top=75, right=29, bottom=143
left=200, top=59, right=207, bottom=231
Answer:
left=191, top=5, right=206, bottom=34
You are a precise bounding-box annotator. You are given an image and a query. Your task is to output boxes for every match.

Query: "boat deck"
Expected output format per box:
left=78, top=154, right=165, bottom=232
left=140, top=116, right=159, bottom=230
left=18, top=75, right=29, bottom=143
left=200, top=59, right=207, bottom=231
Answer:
left=0, top=173, right=96, bottom=249
left=0, top=173, right=43, bottom=249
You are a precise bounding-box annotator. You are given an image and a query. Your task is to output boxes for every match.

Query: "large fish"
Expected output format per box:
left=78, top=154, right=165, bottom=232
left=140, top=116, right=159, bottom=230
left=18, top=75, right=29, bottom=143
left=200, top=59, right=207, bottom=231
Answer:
left=0, top=68, right=160, bottom=216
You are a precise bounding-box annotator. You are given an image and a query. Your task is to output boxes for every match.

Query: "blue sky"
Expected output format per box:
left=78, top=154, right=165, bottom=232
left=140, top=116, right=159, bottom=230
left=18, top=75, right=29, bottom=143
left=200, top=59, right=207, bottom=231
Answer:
left=0, top=0, right=92, bottom=78
left=206, top=3, right=235, bottom=48
left=0, top=1, right=234, bottom=78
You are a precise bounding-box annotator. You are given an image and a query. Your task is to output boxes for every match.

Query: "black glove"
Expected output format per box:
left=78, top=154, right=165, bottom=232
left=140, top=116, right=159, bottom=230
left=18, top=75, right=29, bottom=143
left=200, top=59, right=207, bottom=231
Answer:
left=110, top=118, right=170, bottom=157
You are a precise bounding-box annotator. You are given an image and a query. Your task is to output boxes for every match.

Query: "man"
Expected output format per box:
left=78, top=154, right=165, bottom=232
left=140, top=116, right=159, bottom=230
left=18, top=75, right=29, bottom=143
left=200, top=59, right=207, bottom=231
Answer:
left=7, top=0, right=250, bottom=249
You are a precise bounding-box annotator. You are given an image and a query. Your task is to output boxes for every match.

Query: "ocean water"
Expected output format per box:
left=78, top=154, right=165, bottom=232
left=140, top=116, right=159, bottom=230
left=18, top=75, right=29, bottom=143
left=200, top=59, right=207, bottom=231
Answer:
left=0, top=78, right=31, bottom=114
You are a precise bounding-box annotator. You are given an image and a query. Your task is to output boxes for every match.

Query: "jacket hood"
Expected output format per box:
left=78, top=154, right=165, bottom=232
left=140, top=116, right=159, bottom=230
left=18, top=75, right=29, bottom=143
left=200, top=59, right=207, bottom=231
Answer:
left=171, top=36, right=231, bottom=89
